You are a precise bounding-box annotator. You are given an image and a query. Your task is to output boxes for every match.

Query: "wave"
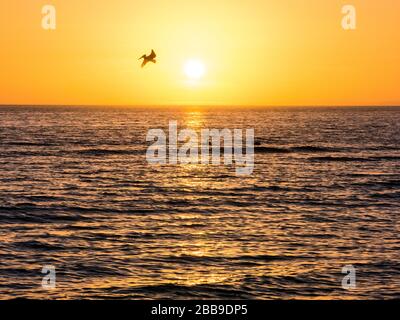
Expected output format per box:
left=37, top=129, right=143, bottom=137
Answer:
left=0, top=210, right=88, bottom=223
left=310, top=156, right=374, bottom=162
left=75, top=149, right=141, bottom=156
left=291, top=146, right=341, bottom=152
left=311, top=155, right=400, bottom=162
left=1, top=141, right=59, bottom=147
left=370, top=192, right=400, bottom=199
left=0, top=151, right=57, bottom=157
left=109, top=283, right=255, bottom=299
left=14, top=240, right=65, bottom=251
left=255, top=145, right=342, bottom=154
left=148, top=254, right=304, bottom=266
left=255, top=145, right=400, bottom=155
left=370, top=156, right=400, bottom=161
left=254, top=147, right=291, bottom=153
left=0, top=148, right=142, bottom=157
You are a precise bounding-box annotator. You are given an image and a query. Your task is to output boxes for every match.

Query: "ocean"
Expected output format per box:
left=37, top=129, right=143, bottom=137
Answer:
left=0, top=106, right=399, bottom=299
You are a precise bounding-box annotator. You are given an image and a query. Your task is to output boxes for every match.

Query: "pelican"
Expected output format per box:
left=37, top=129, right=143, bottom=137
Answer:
left=139, top=50, right=157, bottom=68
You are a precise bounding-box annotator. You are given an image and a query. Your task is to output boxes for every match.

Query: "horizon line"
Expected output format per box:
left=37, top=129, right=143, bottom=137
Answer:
left=1, top=104, right=400, bottom=108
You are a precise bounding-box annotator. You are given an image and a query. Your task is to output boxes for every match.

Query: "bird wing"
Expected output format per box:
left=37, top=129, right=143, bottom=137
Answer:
left=141, top=60, right=147, bottom=68
left=149, top=50, right=156, bottom=59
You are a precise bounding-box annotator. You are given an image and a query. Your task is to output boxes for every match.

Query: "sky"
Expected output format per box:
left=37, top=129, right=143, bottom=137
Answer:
left=1, top=0, right=400, bottom=106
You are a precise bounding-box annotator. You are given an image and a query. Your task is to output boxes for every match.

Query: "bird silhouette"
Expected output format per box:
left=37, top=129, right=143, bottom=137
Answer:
left=139, top=50, right=157, bottom=68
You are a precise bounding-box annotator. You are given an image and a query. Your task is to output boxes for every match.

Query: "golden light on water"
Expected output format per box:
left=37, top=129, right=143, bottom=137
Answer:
left=1, top=0, right=400, bottom=302
left=183, top=111, right=205, bottom=128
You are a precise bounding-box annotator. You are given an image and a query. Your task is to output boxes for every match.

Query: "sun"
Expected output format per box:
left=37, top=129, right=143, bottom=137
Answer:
left=184, top=59, right=205, bottom=80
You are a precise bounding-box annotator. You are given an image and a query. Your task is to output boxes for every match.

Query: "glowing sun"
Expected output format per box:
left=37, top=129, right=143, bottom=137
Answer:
left=184, top=59, right=205, bottom=80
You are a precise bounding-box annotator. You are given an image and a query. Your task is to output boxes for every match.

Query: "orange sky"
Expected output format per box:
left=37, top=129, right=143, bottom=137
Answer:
left=1, top=0, right=400, bottom=106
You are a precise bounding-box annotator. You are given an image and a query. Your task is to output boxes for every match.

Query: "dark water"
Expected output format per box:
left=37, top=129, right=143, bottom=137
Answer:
left=0, top=106, right=399, bottom=299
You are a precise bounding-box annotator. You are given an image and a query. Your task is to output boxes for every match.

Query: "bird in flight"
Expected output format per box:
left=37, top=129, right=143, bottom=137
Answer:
left=139, top=50, right=157, bottom=68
